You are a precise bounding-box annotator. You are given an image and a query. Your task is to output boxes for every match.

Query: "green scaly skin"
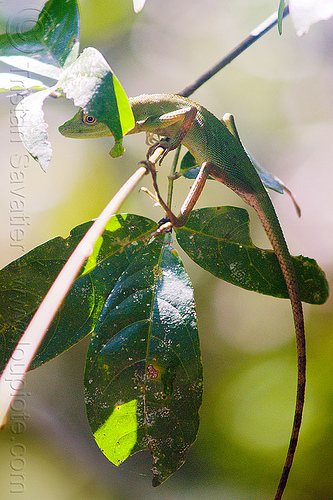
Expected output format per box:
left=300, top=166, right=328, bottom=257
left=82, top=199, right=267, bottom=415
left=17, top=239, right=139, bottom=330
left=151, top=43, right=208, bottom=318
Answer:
left=59, top=93, right=305, bottom=500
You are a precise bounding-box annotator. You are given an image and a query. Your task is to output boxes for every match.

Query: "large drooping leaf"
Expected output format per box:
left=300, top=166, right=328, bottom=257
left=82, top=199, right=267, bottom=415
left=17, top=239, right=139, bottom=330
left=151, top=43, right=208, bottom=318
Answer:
left=0, top=213, right=202, bottom=483
left=1, top=205, right=328, bottom=376
left=85, top=233, right=203, bottom=486
left=0, top=214, right=158, bottom=375
left=175, top=206, right=329, bottom=304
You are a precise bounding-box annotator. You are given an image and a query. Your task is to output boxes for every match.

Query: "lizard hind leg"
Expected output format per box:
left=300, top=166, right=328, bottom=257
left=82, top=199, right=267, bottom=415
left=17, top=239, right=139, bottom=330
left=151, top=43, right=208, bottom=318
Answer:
left=143, top=157, right=213, bottom=228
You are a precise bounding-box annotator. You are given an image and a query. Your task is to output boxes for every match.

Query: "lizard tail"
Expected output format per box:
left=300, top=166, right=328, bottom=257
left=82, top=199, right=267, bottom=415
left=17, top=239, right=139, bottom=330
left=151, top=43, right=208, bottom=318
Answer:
left=240, top=190, right=305, bottom=500
left=254, top=196, right=305, bottom=500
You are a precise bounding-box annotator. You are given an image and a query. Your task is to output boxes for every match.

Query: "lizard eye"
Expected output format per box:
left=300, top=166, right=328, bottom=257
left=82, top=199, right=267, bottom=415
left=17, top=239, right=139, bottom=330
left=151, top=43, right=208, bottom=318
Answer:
left=82, top=114, right=97, bottom=125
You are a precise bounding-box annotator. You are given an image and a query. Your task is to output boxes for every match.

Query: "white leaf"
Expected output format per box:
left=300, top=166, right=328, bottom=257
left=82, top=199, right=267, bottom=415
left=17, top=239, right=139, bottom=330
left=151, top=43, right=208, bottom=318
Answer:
left=0, top=73, right=46, bottom=92
left=289, top=0, right=333, bottom=36
left=0, top=55, right=62, bottom=80
left=15, top=85, right=58, bottom=172
left=59, top=47, right=110, bottom=108
left=6, top=46, right=114, bottom=171
left=133, top=0, right=146, bottom=13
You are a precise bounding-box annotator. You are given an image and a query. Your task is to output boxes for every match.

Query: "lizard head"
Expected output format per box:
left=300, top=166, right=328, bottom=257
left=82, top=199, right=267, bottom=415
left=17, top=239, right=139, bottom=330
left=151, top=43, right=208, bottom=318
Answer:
left=59, top=109, right=125, bottom=157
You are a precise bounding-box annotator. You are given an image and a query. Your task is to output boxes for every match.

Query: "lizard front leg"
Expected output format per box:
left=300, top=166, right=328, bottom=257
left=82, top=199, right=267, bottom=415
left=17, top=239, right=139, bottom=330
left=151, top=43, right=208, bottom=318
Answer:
left=145, top=106, right=198, bottom=163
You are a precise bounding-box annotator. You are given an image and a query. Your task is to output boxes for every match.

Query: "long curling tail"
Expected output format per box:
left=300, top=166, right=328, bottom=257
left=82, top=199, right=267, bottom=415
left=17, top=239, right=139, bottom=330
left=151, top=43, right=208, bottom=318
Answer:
left=182, top=160, right=305, bottom=499
left=242, top=191, right=306, bottom=500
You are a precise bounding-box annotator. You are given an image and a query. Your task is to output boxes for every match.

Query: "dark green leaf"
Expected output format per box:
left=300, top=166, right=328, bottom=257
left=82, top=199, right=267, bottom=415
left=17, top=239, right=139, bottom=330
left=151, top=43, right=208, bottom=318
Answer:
left=85, top=234, right=203, bottom=486
left=0, top=0, right=80, bottom=69
left=0, top=214, right=158, bottom=374
left=246, top=151, right=283, bottom=194
left=175, top=206, right=329, bottom=304
left=83, top=67, right=135, bottom=157
left=179, top=150, right=200, bottom=178
left=59, top=47, right=135, bottom=158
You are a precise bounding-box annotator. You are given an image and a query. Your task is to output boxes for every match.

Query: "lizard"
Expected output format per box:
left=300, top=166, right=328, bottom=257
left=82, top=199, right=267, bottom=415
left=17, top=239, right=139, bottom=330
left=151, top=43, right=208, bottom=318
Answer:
left=59, top=93, right=305, bottom=500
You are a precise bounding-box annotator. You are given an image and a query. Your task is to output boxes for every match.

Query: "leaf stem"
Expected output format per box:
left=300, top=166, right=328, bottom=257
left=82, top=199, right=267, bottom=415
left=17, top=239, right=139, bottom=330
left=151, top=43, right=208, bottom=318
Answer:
left=0, top=165, right=147, bottom=427
left=178, top=6, right=289, bottom=98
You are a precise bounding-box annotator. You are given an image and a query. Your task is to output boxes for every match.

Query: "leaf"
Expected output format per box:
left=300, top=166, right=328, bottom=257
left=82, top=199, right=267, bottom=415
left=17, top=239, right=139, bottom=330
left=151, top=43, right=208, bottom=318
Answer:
left=85, top=234, right=203, bottom=486
left=14, top=85, right=58, bottom=171
left=0, top=0, right=80, bottom=70
left=13, top=47, right=134, bottom=170
left=0, top=214, right=158, bottom=375
left=175, top=206, right=329, bottom=304
left=0, top=214, right=202, bottom=483
left=289, top=0, right=333, bottom=36
left=60, top=47, right=135, bottom=157
left=179, top=150, right=201, bottom=179
left=0, top=55, right=63, bottom=81
left=278, top=0, right=287, bottom=35
left=133, top=0, right=147, bottom=13
left=60, top=48, right=113, bottom=107
left=246, top=152, right=284, bottom=194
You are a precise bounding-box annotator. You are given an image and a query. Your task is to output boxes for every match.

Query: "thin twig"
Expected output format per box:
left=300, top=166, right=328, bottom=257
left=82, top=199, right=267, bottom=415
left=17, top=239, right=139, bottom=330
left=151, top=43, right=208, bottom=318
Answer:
left=167, top=145, right=182, bottom=208
left=0, top=165, right=147, bottom=426
left=178, top=6, right=289, bottom=98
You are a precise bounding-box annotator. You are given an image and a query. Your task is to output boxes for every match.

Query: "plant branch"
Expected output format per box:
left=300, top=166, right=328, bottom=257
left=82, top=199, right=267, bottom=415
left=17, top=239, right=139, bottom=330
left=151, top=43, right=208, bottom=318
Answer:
left=0, top=165, right=147, bottom=427
left=178, top=6, right=289, bottom=98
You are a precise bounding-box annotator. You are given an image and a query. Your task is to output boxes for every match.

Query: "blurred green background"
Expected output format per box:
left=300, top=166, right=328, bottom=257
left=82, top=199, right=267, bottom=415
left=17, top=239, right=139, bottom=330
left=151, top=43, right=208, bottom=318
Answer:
left=1, top=0, right=333, bottom=498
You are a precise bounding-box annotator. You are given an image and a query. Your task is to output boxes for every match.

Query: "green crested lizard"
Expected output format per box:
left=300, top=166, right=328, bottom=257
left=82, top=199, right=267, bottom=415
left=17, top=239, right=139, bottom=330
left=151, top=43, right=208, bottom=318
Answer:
left=59, top=93, right=305, bottom=500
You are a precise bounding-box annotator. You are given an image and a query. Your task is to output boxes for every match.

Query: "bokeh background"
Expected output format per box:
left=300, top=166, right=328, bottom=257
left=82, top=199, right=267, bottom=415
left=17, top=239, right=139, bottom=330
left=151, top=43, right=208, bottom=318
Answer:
left=1, top=0, right=333, bottom=498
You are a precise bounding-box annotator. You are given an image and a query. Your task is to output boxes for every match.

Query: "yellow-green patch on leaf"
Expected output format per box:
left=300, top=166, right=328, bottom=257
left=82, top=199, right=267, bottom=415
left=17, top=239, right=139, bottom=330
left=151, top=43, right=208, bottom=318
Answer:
left=94, top=399, right=138, bottom=466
